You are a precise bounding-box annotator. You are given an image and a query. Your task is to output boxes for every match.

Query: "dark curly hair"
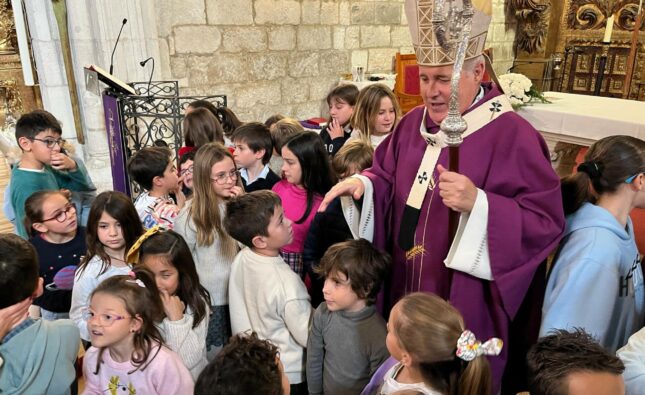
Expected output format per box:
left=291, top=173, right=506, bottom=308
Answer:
left=527, top=328, right=625, bottom=395
left=195, top=332, right=283, bottom=395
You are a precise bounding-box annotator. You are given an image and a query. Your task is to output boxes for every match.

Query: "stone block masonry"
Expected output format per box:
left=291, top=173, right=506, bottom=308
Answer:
left=160, top=0, right=515, bottom=122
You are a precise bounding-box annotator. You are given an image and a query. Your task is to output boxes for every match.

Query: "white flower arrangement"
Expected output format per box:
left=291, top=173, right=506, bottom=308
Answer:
left=498, top=73, right=550, bottom=109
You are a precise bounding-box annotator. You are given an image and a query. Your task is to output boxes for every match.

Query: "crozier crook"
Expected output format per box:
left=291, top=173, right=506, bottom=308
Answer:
left=432, top=0, right=475, bottom=240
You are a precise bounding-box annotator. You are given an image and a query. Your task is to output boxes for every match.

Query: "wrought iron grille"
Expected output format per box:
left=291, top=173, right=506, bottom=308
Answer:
left=114, top=81, right=226, bottom=195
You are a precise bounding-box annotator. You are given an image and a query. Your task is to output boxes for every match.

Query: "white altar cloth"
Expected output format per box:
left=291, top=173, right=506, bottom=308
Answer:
left=517, top=92, right=645, bottom=146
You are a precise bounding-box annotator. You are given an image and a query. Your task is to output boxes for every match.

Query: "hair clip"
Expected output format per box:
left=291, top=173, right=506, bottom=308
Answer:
left=577, top=161, right=602, bottom=179
left=126, top=225, right=165, bottom=265
left=126, top=279, right=146, bottom=288
left=455, top=330, right=503, bottom=362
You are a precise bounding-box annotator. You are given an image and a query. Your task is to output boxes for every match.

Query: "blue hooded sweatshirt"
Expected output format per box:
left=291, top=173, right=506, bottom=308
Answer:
left=540, top=202, right=644, bottom=352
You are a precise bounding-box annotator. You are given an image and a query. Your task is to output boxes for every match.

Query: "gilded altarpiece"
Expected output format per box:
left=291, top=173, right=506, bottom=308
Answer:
left=558, top=0, right=645, bottom=100
left=0, top=0, right=41, bottom=233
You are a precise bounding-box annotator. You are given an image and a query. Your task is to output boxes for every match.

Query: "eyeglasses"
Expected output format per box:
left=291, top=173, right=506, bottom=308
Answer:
left=41, top=203, right=76, bottom=223
left=180, top=165, right=194, bottom=176
left=625, top=173, right=645, bottom=184
left=30, top=137, right=65, bottom=149
left=82, top=309, right=132, bottom=326
left=211, top=169, right=239, bottom=185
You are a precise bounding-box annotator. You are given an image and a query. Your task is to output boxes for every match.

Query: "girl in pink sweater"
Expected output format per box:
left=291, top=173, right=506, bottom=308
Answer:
left=82, top=270, right=193, bottom=394
left=272, top=132, right=336, bottom=279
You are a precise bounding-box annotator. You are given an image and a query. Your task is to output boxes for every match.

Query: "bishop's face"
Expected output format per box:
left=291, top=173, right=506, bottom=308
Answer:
left=418, top=61, right=485, bottom=125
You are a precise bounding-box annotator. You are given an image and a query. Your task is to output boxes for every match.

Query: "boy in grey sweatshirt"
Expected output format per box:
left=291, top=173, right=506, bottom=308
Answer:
left=306, top=239, right=391, bottom=395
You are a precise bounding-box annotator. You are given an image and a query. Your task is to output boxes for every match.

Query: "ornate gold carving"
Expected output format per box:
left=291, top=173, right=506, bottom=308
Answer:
left=0, top=0, right=17, bottom=54
left=0, top=79, right=23, bottom=120
left=511, top=0, right=551, bottom=53
left=566, top=0, right=645, bottom=31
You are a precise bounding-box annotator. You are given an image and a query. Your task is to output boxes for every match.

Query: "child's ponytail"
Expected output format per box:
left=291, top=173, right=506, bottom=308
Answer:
left=561, top=135, right=645, bottom=215
left=394, top=293, right=501, bottom=395
left=457, top=354, right=492, bottom=395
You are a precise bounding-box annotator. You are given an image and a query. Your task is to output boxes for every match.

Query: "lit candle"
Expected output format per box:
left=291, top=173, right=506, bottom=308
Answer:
left=603, top=15, right=615, bottom=43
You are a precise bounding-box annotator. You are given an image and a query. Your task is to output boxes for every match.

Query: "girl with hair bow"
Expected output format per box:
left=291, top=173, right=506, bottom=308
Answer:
left=362, top=292, right=502, bottom=395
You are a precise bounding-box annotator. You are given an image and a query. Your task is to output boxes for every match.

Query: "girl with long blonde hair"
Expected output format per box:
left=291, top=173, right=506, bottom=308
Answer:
left=349, top=84, right=401, bottom=148
left=174, top=142, right=242, bottom=357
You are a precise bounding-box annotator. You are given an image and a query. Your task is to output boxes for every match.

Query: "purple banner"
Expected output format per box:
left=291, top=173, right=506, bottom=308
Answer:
left=102, top=93, right=130, bottom=195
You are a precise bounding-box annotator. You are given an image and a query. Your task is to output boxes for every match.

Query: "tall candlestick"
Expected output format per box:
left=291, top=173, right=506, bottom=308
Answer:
left=603, top=15, right=615, bottom=43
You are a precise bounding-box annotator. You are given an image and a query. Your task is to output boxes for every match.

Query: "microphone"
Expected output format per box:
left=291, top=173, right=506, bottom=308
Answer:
left=139, top=57, right=155, bottom=98
left=109, top=18, right=128, bottom=75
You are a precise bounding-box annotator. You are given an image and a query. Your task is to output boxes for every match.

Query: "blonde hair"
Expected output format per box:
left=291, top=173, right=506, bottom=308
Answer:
left=350, top=84, right=401, bottom=146
left=269, top=118, right=304, bottom=154
left=190, top=143, right=239, bottom=255
left=332, top=140, right=374, bottom=178
left=394, top=293, right=492, bottom=395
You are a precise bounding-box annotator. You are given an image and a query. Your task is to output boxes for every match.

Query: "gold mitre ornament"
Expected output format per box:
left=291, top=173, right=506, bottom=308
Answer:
left=405, top=0, right=492, bottom=66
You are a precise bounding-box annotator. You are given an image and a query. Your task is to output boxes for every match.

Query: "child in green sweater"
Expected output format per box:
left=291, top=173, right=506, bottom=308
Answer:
left=10, top=110, right=92, bottom=238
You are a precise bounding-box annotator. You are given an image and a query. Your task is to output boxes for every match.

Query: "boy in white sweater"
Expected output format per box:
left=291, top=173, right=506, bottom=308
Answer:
left=224, top=191, right=312, bottom=395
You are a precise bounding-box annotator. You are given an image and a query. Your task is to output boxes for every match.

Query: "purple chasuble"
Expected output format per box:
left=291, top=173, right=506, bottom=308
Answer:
left=363, top=83, right=565, bottom=392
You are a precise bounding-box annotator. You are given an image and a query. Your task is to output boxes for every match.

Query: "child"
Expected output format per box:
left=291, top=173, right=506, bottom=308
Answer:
left=214, top=107, right=243, bottom=147
left=195, top=332, right=290, bottom=395
left=362, top=293, right=502, bottom=395
left=307, top=239, right=391, bottom=395
left=82, top=270, right=194, bottom=394
left=127, top=146, right=184, bottom=229
left=618, top=325, right=645, bottom=394
left=69, top=191, right=144, bottom=341
left=540, top=135, right=645, bottom=352
left=10, top=110, right=93, bottom=238
left=272, top=132, right=336, bottom=278
left=349, top=84, right=401, bottom=148
left=0, top=234, right=80, bottom=394
left=24, top=189, right=86, bottom=320
left=180, top=107, right=225, bottom=157
left=268, top=117, right=304, bottom=175
left=131, top=229, right=211, bottom=379
left=304, top=140, right=375, bottom=306
left=174, top=142, right=242, bottom=356
left=232, top=122, right=280, bottom=192
left=264, top=113, right=285, bottom=128
left=224, top=190, right=312, bottom=394
left=178, top=150, right=195, bottom=199
left=319, top=84, right=359, bottom=157
left=531, top=329, right=625, bottom=395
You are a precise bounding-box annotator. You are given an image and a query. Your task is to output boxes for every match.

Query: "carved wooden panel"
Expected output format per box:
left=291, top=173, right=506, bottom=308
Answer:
left=556, top=0, right=645, bottom=100
left=565, top=44, right=630, bottom=97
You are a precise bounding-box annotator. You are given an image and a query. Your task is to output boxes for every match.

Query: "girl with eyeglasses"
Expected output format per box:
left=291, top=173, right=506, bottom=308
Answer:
left=174, top=142, right=242, bottom=359
left=69, top=191, right=144, bottom=342
left=82, top=269, right=193, bottom=394
left=24, top=189, right=86, bottom=321
left=540, top=135, right=645, bottom=353
left=272, top=132, right=336, bottom=279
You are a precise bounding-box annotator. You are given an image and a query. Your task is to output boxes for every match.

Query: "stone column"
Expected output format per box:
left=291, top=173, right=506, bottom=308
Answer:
left=25, top=0, right=163, bottom=191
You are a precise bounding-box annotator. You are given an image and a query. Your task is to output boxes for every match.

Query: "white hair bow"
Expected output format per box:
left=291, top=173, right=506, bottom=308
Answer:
left=455, top=330, right=503, bottom=362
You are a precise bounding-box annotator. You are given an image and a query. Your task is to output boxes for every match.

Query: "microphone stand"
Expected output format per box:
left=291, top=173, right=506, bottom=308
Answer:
left=139, top=57, right=155, bottom=101
left=109, top=18, right=128, bottom=75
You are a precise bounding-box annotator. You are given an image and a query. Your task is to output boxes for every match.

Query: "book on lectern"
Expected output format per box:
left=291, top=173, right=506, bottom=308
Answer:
left=84, top=64, right=136, bottom=95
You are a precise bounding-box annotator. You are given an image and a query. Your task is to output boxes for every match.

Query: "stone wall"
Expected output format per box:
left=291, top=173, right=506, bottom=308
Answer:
left=19, top=1, right=516, bottom=193
left=156, top=0, right=516, bottom=123
left=156, top=0, right=412, bottom=122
